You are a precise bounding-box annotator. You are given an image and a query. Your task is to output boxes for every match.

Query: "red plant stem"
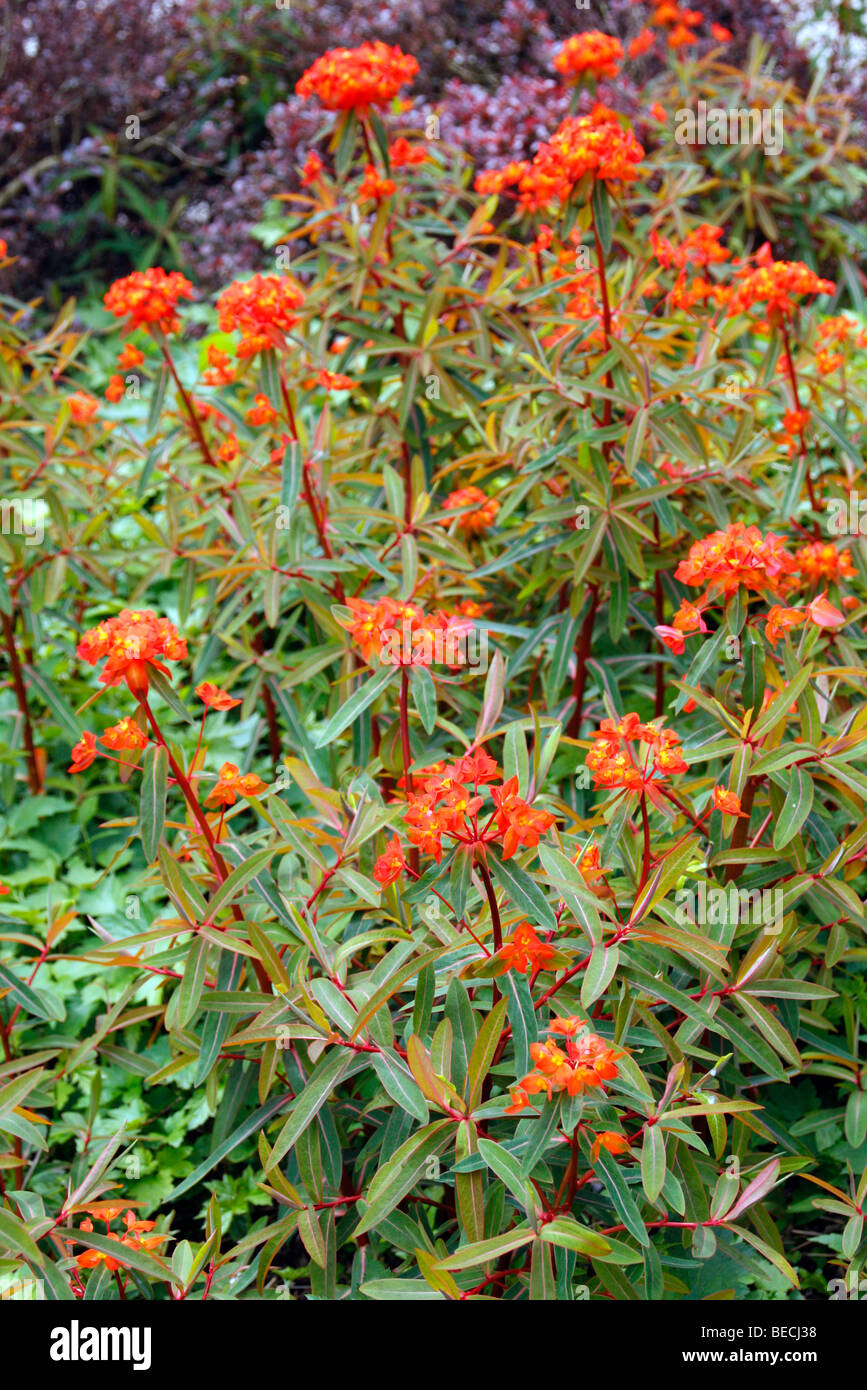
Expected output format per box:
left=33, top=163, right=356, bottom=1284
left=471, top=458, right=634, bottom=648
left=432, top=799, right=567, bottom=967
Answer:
left=399, top=668, right=419, bottom=874
left=723, top=776, right=758, bottom=884
left=781, top=326, right=819, bottom=521
left=1, top=610, right=41, bottom=794
left=639, top=793, right=652, bottom=888
left=158, top=341, right=218, bottom=471
left=566, top=585, right=600, bottom=739
left=253, top=633, right=282, bottom=765
left=478, top=858, right=503, bottom=956
left=401, top=441, right=413, bottom=527
left=653, top=517, right=664, bottom=717
left=300, top=465, right=346, bottom=604
left=139, top=695, right=270, bottom=991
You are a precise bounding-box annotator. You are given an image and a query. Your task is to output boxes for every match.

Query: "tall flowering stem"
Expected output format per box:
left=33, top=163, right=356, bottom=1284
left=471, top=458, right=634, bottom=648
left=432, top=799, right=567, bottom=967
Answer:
left=399, top=668, right=419, bottom=874
left=138, top=696, right=271, bottom=992
left=1, top=610, right=42, bottom=795
left=780, top=326, right=819, bottom=518
left=157, top=339, right=218, bottom=472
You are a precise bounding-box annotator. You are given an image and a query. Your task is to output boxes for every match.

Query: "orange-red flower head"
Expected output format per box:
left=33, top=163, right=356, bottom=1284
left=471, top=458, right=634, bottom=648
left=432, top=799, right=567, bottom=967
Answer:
left=103, top=268, right=193, bottom=336
left=374, top=834, right=406, bottom=887
left=206, top=762, right=268, bottom=808
left=77, top=610, right=187, bottom=697
left=216, top=275, right=304, bottom=358
left=196, top=683, right=242, bottom=711
left=553, top=32, right=624, bottom=82
left=296, top=42, right=419, bottom=112
left=442, top=486, right=500, bottom=535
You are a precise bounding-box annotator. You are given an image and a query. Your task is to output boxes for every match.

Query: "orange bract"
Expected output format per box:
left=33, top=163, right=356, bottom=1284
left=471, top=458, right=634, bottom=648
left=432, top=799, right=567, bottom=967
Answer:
left=100, top=718, right=148, bottom=751
left=553, top=32, right=624, bottom=82
left=373, top=834, right=406, bottom=887
left=442, top=486, right=500, bottom=535
left=510, top=1018, right=623, bottom=1107
left=69, top=391, right=99, bottom=423
left=295, top=42, right=419, bottom=112
left=206, top=762, right=268, bottom=808
left=77, top=610, right=187, bottom=696
left=337, top=595, right=474, bottom=668
left=794, top=542, right=857, bottom=585
left=728, top=243, right=834, bottom=326
left=476, top=109, right=644, bottom=211
left=586, top=713, right=688, bottom=790
left=103, top=268, right=193, bottom=336
left=674, top=522, right=797, bottom=598
left=216, top=275, right=304, bottom=358
left=499, top=923, right=554, bottom=974
left=196, top=682, right=242, bottom=711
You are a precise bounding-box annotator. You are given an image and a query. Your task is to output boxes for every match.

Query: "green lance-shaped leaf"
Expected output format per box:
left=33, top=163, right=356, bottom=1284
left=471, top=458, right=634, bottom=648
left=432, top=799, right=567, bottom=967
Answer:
left=266, top=1049, right=358, bottom=1174
left=435, top=1227, right=535, bottom=1272
left=591, top=1144, right=649, bottom=1247
left=489, top=853, right=557, bottom=932
left=640, top=1124, right=666, bottom=1204
left=354, top=1120, right=453, bottom=1237
left=312, top=665, right=395, bottom=746
left=539, top=1217, right=611, bottom=1257
left=140, top=744, right=169, bottom=862
left=773, top=765, right=814, bottom=850
left=177, top=935, right=209, bottom=1029
left=411, top=664, right=437, bottom=735
left=372, top=1048, right=430, bottom=1124
left=170, top=1093, right=292, bottom=1200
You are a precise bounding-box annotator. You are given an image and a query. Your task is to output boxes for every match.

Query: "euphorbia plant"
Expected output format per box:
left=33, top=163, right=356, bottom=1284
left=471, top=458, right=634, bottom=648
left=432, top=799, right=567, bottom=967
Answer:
left=1, top=23, right=867, bottom=1304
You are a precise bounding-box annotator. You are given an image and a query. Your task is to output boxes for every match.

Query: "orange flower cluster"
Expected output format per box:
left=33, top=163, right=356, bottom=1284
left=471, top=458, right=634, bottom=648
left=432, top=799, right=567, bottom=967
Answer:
left=315, top=369, right=358, bottom=391
left=358, top=163, right=396, bottom=202
left=374, top=833, right=407, bottom=887
left=205, top=762, right=268, bottom=808
left=628, top=28, right=656, bottom=58
left=728, top=243, right=834, bottom=327
left=66, top=1206, right=167, bottom=1272
left=196, top=682, right=242, bottom=711
left=69, top=391, right=99, bottom=423
left=386, top=752, right=555, bottom=866
left=651, top=223, right=730, bottom=271
left=103, top=268, right=193, bottom=336
left=338, top=595, right=475, bottom=668
left=650, top=224, right=732, bottom=311
left=245, top=394, right=278, bottom=426
left=100, top=717, right=148, bottom=752
left=574, top=841, right=609, bottom=892
left=712, top=786, right=743, bottom=815
left=674, top=523, right=797, bottom=598
left=389, top=137, right=428, bottom=167
left=794, top=541, right=857, bottom=586
left=442, top=486, right=500, bottom=535
left=506, top=1016, right=622, bottom=1111
left=301, top=151, right=324, bottom=186
left=553, top=32, right=624, bottom=81
left=499, top=923, right=554, bottom=974
left=649, top=2, right=705, bottom=48
left=77, top=609, right=187, bottom=696
left=202, top=345, right=236, bottom=386
left=655, top=597, right=709, bottom=654
left=295, top=42, right=419, bottom=111
left=476, top=110, right=644, bottom=211
left=216, top=274, right=305, bottom=357
left=765, top=593, right=846, bottom=647
left=813, top=316, right=867, bottom=374
left=586, top=713, right=688, bottom=790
